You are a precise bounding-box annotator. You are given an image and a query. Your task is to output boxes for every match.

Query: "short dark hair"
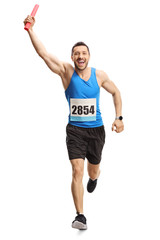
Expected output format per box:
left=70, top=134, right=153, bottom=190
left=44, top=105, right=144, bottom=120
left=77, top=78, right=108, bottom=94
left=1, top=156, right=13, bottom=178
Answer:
left=71, top=42, right=90, bottom=56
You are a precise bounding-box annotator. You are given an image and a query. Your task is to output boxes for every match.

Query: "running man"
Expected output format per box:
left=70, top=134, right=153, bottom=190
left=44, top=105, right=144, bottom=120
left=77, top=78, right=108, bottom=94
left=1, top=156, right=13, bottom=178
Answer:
left=24, top=15, right=124, bottom=230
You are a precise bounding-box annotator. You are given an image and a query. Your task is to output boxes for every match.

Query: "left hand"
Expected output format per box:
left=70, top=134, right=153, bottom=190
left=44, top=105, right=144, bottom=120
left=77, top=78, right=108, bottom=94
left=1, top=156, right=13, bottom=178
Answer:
left=112, top=120, right=124, bottom=133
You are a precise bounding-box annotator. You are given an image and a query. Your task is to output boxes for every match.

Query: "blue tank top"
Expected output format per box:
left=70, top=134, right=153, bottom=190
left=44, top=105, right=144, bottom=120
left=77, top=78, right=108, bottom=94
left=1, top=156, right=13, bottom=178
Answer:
left=65, top=67, right=103, bottom=128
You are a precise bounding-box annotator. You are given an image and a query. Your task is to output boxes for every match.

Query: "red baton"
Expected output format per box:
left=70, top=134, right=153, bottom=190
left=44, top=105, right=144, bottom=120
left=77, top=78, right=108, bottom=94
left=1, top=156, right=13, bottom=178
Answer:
left=24, top=4, right=39, bottom=31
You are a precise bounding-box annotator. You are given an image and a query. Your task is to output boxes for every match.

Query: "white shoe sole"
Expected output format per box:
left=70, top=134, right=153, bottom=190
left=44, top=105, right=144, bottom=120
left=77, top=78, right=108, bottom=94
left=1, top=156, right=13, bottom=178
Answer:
left=72, top=221, right=87, bottom=230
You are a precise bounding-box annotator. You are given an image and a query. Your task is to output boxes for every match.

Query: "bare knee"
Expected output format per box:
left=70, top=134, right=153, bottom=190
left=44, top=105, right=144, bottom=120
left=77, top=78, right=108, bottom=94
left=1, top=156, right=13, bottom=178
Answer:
left=71, top=159, right=84, bottom=182
left=88, top=166, right=100, bottom=180
left=72, top=166, right=84, bottom=182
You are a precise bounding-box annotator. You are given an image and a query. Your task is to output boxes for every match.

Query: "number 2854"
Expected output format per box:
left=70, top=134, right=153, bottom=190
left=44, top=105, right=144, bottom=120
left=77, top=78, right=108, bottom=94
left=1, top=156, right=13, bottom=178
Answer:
left=72, top=105, right=95, bottom=115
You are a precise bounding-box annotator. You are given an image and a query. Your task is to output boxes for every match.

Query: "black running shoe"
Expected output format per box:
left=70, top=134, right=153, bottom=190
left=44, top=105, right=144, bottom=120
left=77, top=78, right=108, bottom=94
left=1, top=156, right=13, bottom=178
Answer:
left=72, top=213, right=87, bottom=230
left=87, top=178, right=97, bottom=193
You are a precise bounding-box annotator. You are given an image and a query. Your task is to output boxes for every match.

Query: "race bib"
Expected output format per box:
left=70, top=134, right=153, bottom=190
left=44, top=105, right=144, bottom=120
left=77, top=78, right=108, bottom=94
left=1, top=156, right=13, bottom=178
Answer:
left=70, top=98, right=96, bottom=122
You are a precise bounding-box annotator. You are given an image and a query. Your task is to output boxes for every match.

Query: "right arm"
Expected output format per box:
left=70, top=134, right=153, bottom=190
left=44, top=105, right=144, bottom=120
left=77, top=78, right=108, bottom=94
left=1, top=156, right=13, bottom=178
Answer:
left=24, top=16, right=70, bottom=79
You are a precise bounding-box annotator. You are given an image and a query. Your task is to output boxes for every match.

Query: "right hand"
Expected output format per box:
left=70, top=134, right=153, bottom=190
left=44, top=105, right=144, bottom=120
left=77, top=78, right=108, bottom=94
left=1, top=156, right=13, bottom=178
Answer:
left=23, top=15, right=35, bottom=30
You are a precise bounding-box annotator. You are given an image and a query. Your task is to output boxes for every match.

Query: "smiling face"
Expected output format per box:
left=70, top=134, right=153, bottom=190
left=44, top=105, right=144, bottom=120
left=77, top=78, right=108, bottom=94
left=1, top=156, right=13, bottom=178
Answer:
left=71, top=45, right=90, bottom=71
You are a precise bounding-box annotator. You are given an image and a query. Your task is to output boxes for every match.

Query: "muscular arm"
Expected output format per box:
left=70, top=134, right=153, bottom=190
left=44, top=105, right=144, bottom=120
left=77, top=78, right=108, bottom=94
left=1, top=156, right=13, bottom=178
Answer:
left=101, top=72, right=122, bottom=117
left=24, top=16, right=71, bottom=80
left=97, top=70, right=124, bottom=133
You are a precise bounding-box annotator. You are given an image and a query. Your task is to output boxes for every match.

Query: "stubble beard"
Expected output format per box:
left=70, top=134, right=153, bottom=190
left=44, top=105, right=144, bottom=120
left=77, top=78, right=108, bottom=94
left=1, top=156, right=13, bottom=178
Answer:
left=74, top=61, right=89, bottom=71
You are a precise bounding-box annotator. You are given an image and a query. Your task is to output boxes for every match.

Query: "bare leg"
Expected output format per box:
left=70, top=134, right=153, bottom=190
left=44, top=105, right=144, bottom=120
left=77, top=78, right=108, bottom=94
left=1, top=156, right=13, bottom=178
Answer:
left=70, top=158, right=84, bottom=214
left=87, top=161, right=100, bottom=180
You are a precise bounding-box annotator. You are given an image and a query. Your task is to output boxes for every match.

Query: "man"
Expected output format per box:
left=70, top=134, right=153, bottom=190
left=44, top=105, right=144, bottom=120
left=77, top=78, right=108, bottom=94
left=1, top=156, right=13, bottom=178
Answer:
left=24, top=15, right=124, bottom=230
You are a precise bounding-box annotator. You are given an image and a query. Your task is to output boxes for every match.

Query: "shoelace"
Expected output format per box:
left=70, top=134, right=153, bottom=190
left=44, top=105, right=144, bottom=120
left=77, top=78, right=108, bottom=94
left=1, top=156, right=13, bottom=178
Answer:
left=75, top=214, right=86, bottom=224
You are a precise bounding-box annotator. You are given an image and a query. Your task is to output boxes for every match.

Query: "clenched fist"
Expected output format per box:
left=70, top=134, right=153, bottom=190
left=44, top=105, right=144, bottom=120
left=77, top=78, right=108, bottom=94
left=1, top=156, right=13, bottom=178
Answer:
left=112, top=119, right=124, bottom=133
left=23, top=15, right=35, bottom=30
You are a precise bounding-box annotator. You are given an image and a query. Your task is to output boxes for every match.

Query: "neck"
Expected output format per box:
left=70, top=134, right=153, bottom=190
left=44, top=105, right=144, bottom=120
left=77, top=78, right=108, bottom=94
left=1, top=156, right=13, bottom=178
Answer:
left=75, top=67, right=90, bottom=78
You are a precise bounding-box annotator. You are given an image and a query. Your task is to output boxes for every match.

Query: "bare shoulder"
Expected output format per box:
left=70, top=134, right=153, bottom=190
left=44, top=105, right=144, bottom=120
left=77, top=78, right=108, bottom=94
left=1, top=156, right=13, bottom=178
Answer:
left=96, top=69, right=119, bottom=94
left=63, top=62, right=74, bottom=74
left=63, top=62, right=74, bottom=80
left=96, top=69, right=110, bottom=87
left=61, top=62, right=74, bottom=90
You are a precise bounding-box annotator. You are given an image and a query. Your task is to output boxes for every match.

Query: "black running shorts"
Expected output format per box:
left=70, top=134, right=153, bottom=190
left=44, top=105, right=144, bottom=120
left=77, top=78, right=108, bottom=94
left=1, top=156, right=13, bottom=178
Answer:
left=66, top=124, right=105, bottom=165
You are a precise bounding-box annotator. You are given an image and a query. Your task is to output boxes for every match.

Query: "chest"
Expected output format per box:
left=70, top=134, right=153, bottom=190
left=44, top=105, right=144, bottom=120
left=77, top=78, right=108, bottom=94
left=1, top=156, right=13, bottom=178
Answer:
left=69, top=77, right=99, bottom=98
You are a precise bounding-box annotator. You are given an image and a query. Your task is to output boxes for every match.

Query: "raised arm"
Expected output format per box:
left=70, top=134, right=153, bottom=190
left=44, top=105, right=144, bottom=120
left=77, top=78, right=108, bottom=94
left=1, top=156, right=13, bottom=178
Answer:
left=23, top=16, right=66, bottom=77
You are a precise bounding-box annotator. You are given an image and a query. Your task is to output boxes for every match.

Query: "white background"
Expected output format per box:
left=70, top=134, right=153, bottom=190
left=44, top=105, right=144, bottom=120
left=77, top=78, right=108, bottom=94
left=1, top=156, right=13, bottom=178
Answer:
left=0, top=0, right=160, bottom=239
